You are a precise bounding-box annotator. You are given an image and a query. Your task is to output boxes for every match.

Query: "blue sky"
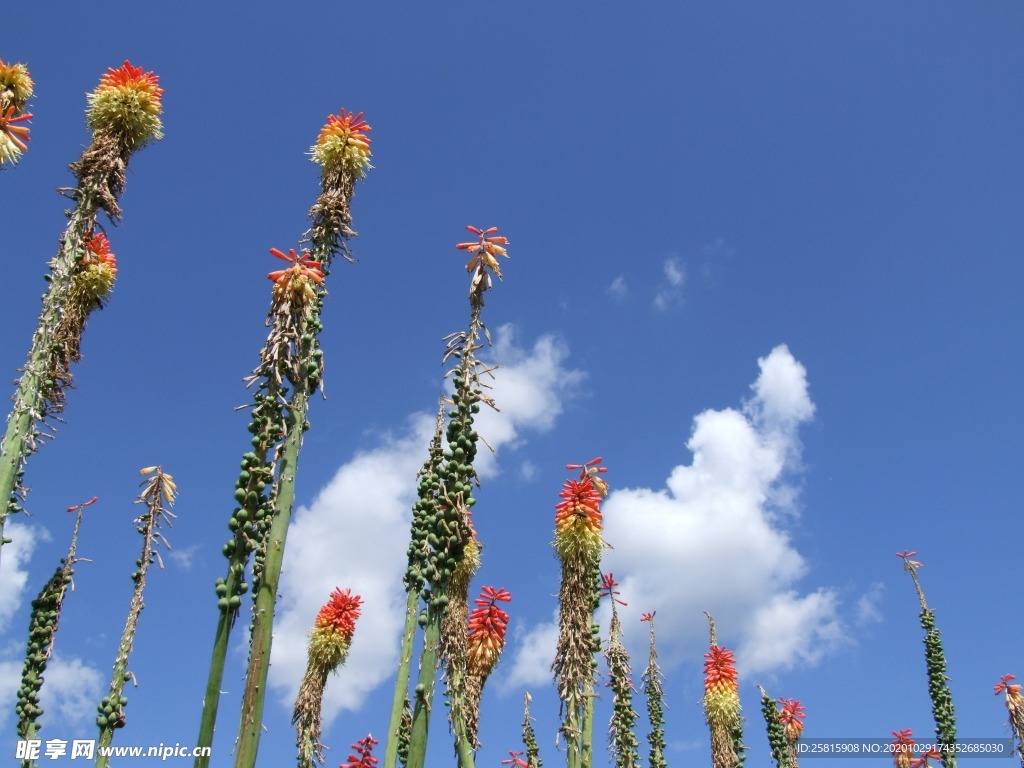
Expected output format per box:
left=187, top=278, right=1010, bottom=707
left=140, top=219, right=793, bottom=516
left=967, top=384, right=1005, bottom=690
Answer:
left=2, top=3, right=1023, bottom=766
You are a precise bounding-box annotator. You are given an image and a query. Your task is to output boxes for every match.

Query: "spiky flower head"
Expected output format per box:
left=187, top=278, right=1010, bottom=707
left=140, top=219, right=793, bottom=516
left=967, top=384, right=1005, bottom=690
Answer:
left=891, top=729, right=916, bottom=768
left=308, top=587, right=361, bottom=670
left=74, top=233, right=118, bottom=300
left=778, top=698, right=805, bottom=743
left=0, top=104, right=32, bottom=166
left=311, top=108, right=372, bottom=177
left=0, top=58, right=34, bottom=112
left=704, top=645, right=740, bottom=722
left=553, top=460, right=606, bottom=562
left=466, top=586, right=511, bottom=678
left=341, top=734, right=379, bottom=768
left=267, top=247, right=324, bottom=305
left=457, top=225, right=509, bottom=299
left=86, top=61, right=163, bottom=148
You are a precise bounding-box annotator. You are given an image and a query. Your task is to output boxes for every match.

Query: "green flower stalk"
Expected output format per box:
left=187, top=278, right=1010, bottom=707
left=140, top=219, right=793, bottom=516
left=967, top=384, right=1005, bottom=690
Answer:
left=601, top=574, right=640, bottom=768
left=293, top=588, right=362, bottom=768
left=551, top=458, right=608, bottom=768
left=759, top=687, right=789, bottom=768
left=96, top=466, right=176, bottom=768
left=384, top=400, right=445, bottom=768
left=231, top=110, right=372, bottom=768
left=994, top=676, right=1024, bottom=768
left=16, top=496, right=94, bottom=765
left=0, top=61, right=162, bottom=570
left=640, top=612, right=667, bottom=768
left=522, top=692, right=543, bottom=768
left=703, top=612, right=744, bottom=768
left=406, top=225, right=508, bottom=768
left=0, top=58, right=34, bottom=167
left=897, top=551, right=957, bottom=768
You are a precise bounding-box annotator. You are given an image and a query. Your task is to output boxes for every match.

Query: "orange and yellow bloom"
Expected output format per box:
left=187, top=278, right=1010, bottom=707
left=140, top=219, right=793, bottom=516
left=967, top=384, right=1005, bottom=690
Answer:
left=86, top=61, right=163, bottom=146
left=466, top=586, right=511, bottom=679
left=0, top=58, right=34, bottom=112
left=74, top=233, right=118, bottom=300
left=307, top=587, right=362, bottom=669
left=312, top=108, right=372, bottom=176
left=0, top=105, right=32, bottom=166
left=267, top=247, right=324, bottom=303
left=457, top=225, right=509, bottom=284
left=553, top=462, right=605, bottom=561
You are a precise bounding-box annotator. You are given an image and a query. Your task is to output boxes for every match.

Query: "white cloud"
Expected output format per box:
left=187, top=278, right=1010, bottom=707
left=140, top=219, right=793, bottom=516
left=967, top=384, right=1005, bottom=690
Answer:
left=0, top=522, right=48, bottom=627
left=269, top=328, right=584, bottom=724
left=856, top=582, right=885, bottom=625
left=653, top=257, right=685, bottom=311
left=607, top=276, right=627, bottom=301
left=0, top=654, right=102, bottom=729
left=168, top=544, right=200, bottom=571
left=502, top=611, right=559, bottom=690
left=510, top=344, right=842, bottom=683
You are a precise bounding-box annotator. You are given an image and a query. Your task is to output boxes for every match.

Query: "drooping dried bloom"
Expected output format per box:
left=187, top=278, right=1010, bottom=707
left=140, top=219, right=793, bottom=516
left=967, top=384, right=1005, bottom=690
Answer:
left=0, top=59, right=34, bottom=113
left=293, top=588, right=363, bottom=768
left=311, top=108, right=372, bottom=177
left=86, top=61, right=163, bottom=148
left=341, top=735, right=379, bottom=768
left=0, top=104, right=32, bottom=166
left=891, top=729, right=916, bottom=768
left=704, top=613, right=743, bottom=768
left=995, top=675, right=1024, bottom=767
left=898, top=551, right=958, bottom=767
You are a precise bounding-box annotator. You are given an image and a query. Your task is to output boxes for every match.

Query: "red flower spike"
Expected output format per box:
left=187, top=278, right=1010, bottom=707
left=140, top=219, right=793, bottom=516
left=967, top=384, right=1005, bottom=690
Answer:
left=456, top=225, right=509, bottom=279
left=896, top=550, right=922, bottom=570
left=97, top=61, right=164, bottom=100
left=314, top=588, right=362, bottom=639
left=501, top=751, right=528, bottom=767
left=703, top=646, right=738, bottom=690
left=909, top=747, right=943, bottom=768
left=340, top=734, right=378, bottom=768
left=640, top=611, right=656, bottom=622
left=66, top=496, right=99, bottom=513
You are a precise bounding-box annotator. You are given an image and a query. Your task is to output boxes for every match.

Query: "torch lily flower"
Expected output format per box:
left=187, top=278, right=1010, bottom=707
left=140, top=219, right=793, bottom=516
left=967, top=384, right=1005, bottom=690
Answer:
left=995, top=674, right=1024, bottom=764
left=0, top=58, right=34, bottom=112
left=456, top=225, right=509, bottom=283
left=995, top=674, right=1022, bottom=697
left=553, top=473, right=605, bottom=561
left=600, top=572, right=627, bottom=606
left=310, top=587, right=361, bottom=660
left=267, top=247, right=324, bottom=303
left=703, top=641, right=742, bottom=768
left=640, top=611, right=656, bottom=623
left=897, top=550, right=923, bottom=570
left=502, top=751, right=529, bottom=767
left=86, top=61, right=163, bottom=146
left=910, top=747, right=943, bottom=768
left=341, top=734, right=379, bottom=768
left=891, top=729, right=916, bottom=768
left=311, top=108, right=372, bottom=176
left=778, top=697, right=806, bottom=741
left=0, top=105, right=32, bottom=166
left=466, top=586, right=512, bottom=678
left=73, top=233, right=118, bottom=300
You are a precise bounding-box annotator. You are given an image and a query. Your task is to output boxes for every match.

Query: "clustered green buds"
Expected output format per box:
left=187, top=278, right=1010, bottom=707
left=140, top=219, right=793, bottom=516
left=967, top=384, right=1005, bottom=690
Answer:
left=760, top=687, right=789, bottom=768
left=921, top=608, right=958, bottom=767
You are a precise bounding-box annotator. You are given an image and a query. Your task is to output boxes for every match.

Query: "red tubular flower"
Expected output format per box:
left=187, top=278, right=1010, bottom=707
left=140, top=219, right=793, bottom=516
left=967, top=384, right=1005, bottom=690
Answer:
left=314, top=587, right=362, bottom=641
left=312, top=108, right=372, bottom=174
left=909, top=747, right=943, bottom=768
left=84, top=233, right=117, bottom=271
left=896, top=550, right=922, bottom=570
left=600, top=572, right=627, bottom=606
left=340, top=734, right=378, bottom=768
left=501, top=751, right=528, bottom=767
left=96, top=61, right=164, bottom=99
left=267, top=247, right=324, bottom=285
left=777, top=698, right=805, bottom=742
left=456, top=225, right=509, bottom=280
left=86, top=61, right=163, bottom=145
left=466, top=586, right=511, bottom=677
left=995, top=674, right=1022, bottom=696
left=640, top=611, right=656, bottom=623
left=0, top=106, right=31, bottom=149
left=891, top=729, right=915, bottom=768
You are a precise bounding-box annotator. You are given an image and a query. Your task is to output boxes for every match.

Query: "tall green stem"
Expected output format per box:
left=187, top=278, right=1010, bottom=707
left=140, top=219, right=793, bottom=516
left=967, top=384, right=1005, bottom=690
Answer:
left=384, top=588, right=420, bottom=768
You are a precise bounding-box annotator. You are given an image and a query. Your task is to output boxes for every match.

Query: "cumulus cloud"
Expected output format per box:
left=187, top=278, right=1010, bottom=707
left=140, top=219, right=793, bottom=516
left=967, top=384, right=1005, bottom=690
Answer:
left=269, top=328, right=584, bottom=724
left=653, top=257, right=685, bottom=310
left=0, top=654, right=102, bottom=729
left=0, top=522, right=47, bottom=627
left=510, top=344, right=842, bottom=681
left=856, top=582, right=885, bottom=625
left=607, top=275, right=627, bottom=301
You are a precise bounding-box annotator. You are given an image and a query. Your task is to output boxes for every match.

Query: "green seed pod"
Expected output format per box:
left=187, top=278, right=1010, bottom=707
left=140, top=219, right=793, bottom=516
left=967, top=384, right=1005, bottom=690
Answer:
left=229, top=595, right=242, bottom=609
left=218, top=598, right=229, bottom=611
left=215, top=584, right=228, bottom=597
left=234, top=488, right=246, bottom=503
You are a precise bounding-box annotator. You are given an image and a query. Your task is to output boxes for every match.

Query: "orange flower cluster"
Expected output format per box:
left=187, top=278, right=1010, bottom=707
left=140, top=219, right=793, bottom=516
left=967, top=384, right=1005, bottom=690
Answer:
left=75, top=233, right=118, bottom=299
left=456, top=226, right=509, bottom=282
left=553, top=458, right=607, bottom=561
left=267, top=247, right=324, bottom=303
left=703, top=645, right=740, bottom=721
left=313, top=587, right=362, bottom=641
left=86, top=60, right=164, bottom=145
left=312, top=108, right=372, bottom=175
left=466, top=586, right=511, bottom=678
left=891, top=729, right=915, bottom=768
left=0, top=105, right=31, bottom=166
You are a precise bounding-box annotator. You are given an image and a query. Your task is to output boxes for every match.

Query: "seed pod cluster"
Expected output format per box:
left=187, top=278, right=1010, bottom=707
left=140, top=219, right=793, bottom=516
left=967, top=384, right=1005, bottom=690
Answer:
left=760, top=687, right=789, bottom=768
left=920, top=608, right=958, bottom=767
left=16, top=561, right=72, bottom=736
left=404, top=402, right=445, bottom=597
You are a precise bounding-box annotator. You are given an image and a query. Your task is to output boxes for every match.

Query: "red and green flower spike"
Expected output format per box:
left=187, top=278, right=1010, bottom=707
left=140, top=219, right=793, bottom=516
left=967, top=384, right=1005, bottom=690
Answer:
left=897, top=551, right=958, bottom=768
left=778, top=698, right=805, bottom=767
left=85, top=61, right=163, bottom=148
left=74, top=233, right=118, bottom=300
left=466, top=586, right=511, bottom=678
left=995, top=675, right=1024, bottom=768
left=641, top=612, right=667, bottom=768
left=293, top=588, right=363, bottom=768
left=703, top=612, right=744, bottom=768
